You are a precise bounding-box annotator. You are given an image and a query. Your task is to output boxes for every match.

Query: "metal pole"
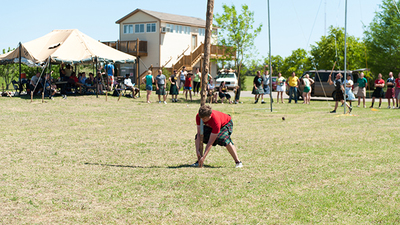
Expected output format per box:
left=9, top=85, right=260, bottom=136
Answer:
left=344, top=0, right=348, bottom=114
left=18, top=42, right=22, bottom=93
left=268, top=0, right=273, bottom=112
left=137, top=56, right=140, bottom=98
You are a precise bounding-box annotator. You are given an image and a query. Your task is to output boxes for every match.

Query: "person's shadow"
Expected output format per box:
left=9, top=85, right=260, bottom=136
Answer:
left=84, top=162, right=222, bottom=169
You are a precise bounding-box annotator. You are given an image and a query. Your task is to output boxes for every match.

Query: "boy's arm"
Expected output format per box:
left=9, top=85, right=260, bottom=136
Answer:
left=328, top=75, right=333, bottom=85
left=199, top=133, right=218, bottom=167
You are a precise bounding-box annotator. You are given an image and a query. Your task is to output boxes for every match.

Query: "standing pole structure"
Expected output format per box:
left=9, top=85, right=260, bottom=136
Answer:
left=267, top=0, right=273, bottom=112
left=343, top=0, right=348, bottom=114
left=95, top=57, right=98, bottom=98
left=18, top=42, right=22, bottom=93
left=199, top=0, right=214, bottom=167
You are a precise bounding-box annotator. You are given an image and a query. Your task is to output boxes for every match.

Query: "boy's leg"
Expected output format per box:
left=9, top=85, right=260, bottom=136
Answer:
left=379, top=98, right=382, bottom=108
left=226, top=143, right=240, bottom=163
left=370, top=97, right=375, bottom=107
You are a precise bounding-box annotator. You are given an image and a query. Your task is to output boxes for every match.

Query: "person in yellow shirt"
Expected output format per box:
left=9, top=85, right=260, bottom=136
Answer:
left=288, top=72, right=299, bottom=103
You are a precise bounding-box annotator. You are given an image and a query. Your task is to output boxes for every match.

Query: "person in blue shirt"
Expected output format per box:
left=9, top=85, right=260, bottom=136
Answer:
left=105, top=62, right=115, bottom=91
left=142, top=70, right=154, bottom=103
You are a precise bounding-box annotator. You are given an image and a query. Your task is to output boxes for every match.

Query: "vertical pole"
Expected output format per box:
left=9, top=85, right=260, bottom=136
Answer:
left=267, top=0, right=273, bottom=112
left=344, top=0, right=348, bottom=114
left=18, top=42, right=22, bottom=93
left=137, top=56, right=140, bottom=98
left=95, top=57, right=98, bottom=98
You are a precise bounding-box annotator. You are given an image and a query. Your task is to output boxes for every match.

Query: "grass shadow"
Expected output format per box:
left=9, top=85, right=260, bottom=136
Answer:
left=167, top=164, right=222, bottom=169
left=84, top=162, right=222, bottom=169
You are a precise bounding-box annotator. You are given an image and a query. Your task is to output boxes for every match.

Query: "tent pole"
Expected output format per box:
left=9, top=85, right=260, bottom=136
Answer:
left=18, top=42, right=22, bottom=93
left=95, top=57, right=98, bottom=98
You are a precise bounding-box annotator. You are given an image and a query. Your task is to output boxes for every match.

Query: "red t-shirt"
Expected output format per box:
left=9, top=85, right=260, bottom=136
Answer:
left=375, top=79, right=384, bottom=87
left=395, top=78, right=400, bottom=88
left=196, top=110, right=231, bottom=134
left=185, top=76, right=192, bottom=87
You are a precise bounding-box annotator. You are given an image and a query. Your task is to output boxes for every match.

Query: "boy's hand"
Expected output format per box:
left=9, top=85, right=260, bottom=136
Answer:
left=199, top=157, right=205, bottom=168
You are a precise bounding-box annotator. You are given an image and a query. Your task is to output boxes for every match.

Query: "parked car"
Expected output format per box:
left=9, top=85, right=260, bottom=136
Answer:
left=215, top=69, right=238, bottom=90
left=286, top=69, right=367, bottom=100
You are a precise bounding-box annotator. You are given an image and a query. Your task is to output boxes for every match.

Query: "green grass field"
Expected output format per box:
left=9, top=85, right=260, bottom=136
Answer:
left=1, top=93, right=400, bottom=224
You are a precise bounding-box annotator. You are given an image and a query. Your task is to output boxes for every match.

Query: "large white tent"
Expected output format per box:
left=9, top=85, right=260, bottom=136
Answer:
left=0, top=29, right=135, bottom=65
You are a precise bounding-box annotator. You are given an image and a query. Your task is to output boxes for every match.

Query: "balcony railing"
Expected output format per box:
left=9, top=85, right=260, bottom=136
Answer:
left=102, top=39, right=148, bottom=57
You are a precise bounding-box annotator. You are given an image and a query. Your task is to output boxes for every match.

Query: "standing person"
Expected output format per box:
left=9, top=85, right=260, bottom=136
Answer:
left=65, top=64, right=73, bottom=78
left=385, top=72, right=395, bottom=109
left=193, top=105, right=243, bottom=168
left=142, top=70, right=154, bottom=104
left=288, top=72, right=299, bottom=103
left=252, top=71, right=264, bottom=103
left=219, top=81, right=232, bottom=104
left=155, top=69, right=167, bottom=104
left=105, top=62, right=115, bottom=91
left=261, top=65, right=273, bottom=104
left=302, top=74, right=314, bottom=104
left=276, top=72, right=286, bottom=104
left=370, top=73, right=385, bottom=108
left=345, top=74, right=355, bottom=107
left=179, top=66, right=187, bottom=93
left=184, top=72, right=193, bottom=101
left=169, top=69, right=179, bottom=102
left=193, top=68, right=201, bottom=96
left=328, top=73, right=352, bottom=113
left=356, top=72, right=368, bottom=108
left=395, top=73, right=400, bottom=108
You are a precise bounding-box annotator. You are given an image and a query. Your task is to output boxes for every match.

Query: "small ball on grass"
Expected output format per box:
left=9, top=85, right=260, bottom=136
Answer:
left=282, top=117, right=285, bottom=121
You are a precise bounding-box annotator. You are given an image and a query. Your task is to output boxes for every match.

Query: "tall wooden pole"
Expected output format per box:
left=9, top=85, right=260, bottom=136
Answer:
left=198, top=0, right=214, bottom=167
left=201, top=0, right=214, bottom=106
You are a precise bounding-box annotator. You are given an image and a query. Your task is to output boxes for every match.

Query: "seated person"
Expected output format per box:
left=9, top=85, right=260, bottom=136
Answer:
left=207, top=79, right=218, bottom=103
left=45, top=72, right=57, bottom=99
left=30, top=73, right=43, bottom=95
left=218, top=81, right=232, bottom=104
left=124, top=74, right=139, bottom=98
left=68, top=72, right=83, bottom=94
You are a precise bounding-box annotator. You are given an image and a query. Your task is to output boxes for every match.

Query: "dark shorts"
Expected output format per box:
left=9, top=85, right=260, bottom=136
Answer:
left=146, top=85, right=152, bottom=91
left=335, top=90, right=344, bottom=101
left=156, top=84, right=166, bottom=95
left=372, top=89, right=384, bottom=98
left=195, top=120, right=234, bottom=146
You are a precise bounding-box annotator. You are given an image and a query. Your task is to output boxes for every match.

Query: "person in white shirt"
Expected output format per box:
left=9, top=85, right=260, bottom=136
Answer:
left=124, top=75, right=139, bottom=98
left=207, top=79, right=218, bottom=103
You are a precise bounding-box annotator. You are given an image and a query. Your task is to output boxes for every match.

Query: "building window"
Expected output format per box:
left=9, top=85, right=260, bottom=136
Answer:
left=147, top=23, right=156, bottom=33
left=135, top=24, right=145, bottom=33
left=184, top=26, right=191, bottom=34
left=174, top=25, right=182, bottom=33
left=199, top=28, right=205, bottom=36
left=123, top=25, right=133, bottom=34
left=166, top=24, right=174, bottom=33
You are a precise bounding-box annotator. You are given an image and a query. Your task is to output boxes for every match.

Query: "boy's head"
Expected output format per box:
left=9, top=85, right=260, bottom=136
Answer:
left=199, top=105, right=212, bottom=122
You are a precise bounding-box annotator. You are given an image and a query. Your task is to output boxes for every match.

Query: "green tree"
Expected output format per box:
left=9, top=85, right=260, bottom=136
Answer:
left=364, top=0, right=400, bottom=79
left=281, top=48, right=312, bottom=77
left=263, top=55, right=284, bottom=76
left=0, top=48, right=18, bottom=90
left=214, top=4, right=262, bottom=90
left=310, top=26, right=366, bottom=73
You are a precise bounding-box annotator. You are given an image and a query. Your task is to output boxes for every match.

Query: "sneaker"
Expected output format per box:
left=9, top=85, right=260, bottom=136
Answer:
left=158, top=101, right=161, bottom=104
left=388, top=106, right=391, bottom=109
left=357, top=105, right=360, bottom=107
left=164, top=101, right=167, bottom=104
left=254, top=100, right=258, bottom=104
left=235, top=161, right=243, bottom=168
left=363, top=105, right=366, bottom=108
left=393, top=106, right=396, bottom=109
left=50, top=96, right=54, bottom=100
left=261, top=101, right=266, bottom=104
left=191, top=161, right=199, bottom=167
left=349, top=106, right=352, bottom=113
left=330, top=110, right=336, bottom=113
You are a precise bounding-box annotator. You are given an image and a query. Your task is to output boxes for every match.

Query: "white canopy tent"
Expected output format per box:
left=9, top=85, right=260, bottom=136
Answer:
left=0, top=29, right=136, bottom=65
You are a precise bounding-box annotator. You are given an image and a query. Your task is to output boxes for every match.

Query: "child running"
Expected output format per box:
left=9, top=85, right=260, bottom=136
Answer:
left=193, top=105, right=242, bottom=168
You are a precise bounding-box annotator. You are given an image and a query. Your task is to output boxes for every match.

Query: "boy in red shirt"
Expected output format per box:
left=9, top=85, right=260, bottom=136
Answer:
left=194, top=105, right=243, bottom=168
left=184, top=73, right=193, bottom=101
left=370, top=73, right=385, bottom=108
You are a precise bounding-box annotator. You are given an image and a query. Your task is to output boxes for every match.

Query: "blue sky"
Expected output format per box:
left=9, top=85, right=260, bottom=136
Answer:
left=0, top=0, right=383, bottom=59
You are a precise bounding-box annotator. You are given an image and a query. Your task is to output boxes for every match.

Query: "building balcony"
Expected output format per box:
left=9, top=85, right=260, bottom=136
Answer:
left=102, top=39, right=148, bottom=57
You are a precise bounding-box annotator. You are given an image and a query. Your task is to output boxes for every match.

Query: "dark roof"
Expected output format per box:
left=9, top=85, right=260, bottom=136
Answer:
left=116, top=9, right=207, bottom=27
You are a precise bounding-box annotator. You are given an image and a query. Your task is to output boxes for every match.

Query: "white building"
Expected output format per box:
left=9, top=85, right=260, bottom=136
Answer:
left=103, top=9, right=232, bottom=81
